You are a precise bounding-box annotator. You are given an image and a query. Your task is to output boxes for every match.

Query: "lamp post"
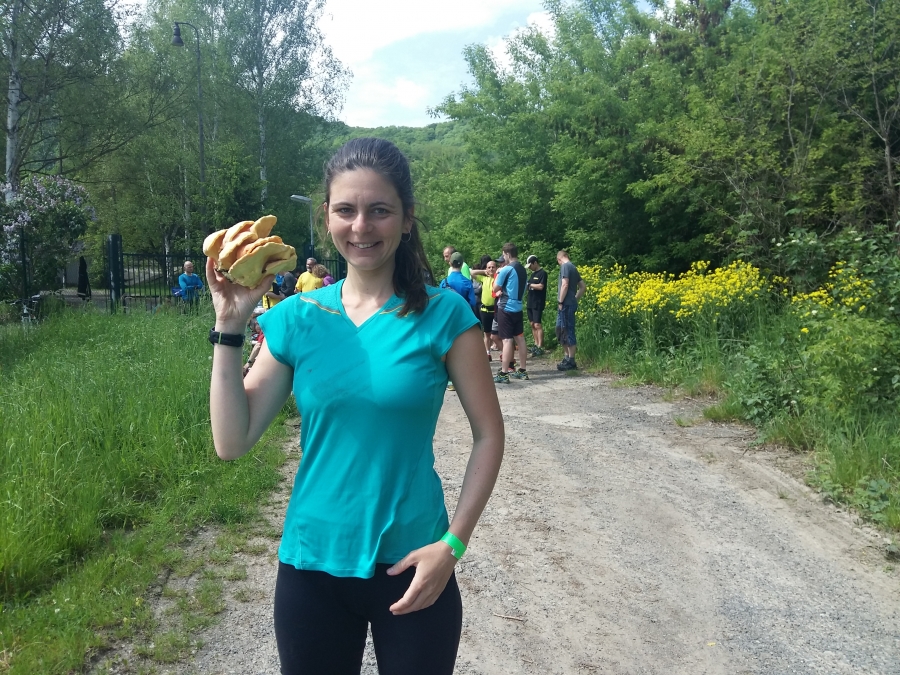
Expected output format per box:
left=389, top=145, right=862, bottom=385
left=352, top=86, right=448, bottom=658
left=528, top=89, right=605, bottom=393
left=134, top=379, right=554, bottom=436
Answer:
left=290, top=194, right=315, bottom=261
left=172, top=22, right=206, bottom=247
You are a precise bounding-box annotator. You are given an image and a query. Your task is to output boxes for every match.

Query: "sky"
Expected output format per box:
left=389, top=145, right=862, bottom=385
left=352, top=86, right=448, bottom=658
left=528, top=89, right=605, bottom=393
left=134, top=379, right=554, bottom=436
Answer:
left=319, top=0, right=550, bottom=129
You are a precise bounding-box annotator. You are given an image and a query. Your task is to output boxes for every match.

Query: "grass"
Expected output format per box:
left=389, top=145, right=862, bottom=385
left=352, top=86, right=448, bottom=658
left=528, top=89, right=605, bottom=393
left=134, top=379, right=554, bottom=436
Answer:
left=0, top=304, right=294, bottom=673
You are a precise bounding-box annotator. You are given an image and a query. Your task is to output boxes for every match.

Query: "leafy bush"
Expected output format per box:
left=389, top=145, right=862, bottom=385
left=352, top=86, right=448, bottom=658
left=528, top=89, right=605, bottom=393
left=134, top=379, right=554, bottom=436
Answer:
left=0, top=176, right=95, bottom=298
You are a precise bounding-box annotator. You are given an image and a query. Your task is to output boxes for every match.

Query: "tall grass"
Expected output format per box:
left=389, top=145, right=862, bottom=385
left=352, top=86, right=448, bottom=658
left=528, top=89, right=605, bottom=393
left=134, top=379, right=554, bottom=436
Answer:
left=0, top=305, right=291, bottom=672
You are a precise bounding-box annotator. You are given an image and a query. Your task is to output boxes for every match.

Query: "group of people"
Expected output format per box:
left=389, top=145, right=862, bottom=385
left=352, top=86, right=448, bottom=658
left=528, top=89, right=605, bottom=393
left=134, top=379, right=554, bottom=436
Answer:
left=439, top=243, right=586, bottom=384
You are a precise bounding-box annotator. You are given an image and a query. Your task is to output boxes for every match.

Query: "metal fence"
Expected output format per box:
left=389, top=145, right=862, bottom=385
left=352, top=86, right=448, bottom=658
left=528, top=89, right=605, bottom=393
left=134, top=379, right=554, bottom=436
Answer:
left=102, top=234, right=347, bottom=313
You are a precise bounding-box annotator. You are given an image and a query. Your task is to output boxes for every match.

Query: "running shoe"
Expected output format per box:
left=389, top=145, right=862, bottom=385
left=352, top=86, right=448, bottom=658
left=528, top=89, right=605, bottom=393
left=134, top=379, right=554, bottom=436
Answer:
left=533, top=347, right=544, bottom=356
left=510, top=368, right=529, bottom=380
left=447, top=382, right=456, bottom=391
left=493, top=371, right=510, bottom=384
left=487, top=353, right=492, bottom=361
left=557, top=357, right=576, bottom=371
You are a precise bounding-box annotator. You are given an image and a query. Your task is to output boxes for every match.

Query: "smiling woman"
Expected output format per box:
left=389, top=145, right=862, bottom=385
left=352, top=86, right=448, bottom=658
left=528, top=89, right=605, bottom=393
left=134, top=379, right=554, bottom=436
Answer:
left=207, top=138, right=505, bottom=674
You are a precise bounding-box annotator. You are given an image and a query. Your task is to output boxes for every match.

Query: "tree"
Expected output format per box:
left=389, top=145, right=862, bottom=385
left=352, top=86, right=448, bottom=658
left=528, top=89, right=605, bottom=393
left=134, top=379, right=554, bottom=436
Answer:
left=2, top=0, right=173, bottom=201
left=219, top=0, right=347, bottom=206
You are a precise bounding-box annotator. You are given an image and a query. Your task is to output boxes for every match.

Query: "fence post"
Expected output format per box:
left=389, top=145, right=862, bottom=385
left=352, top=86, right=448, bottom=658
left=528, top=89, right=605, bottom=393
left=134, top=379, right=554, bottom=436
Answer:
left=18, top=224, right=28, bottom=299
left=107, top=234, right=124, bottom=313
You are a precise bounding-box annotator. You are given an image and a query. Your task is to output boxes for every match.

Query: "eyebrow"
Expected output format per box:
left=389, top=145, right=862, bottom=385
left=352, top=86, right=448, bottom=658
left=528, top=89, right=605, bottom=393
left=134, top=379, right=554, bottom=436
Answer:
left=331, top=200, right=395, bottom=209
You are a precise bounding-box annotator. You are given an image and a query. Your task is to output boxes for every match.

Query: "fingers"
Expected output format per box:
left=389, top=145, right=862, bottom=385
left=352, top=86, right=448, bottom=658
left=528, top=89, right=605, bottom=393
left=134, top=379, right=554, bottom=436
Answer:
left=389, top=581, right=422, bottom=615
left=252, top=273, right=275, bottom=296
left=386, top=554, right=413, bottom=576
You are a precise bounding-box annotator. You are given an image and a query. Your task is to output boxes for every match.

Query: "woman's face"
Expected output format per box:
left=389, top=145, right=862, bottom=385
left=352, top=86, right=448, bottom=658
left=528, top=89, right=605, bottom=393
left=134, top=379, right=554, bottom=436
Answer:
left=325, top=169, right=410, bottom=275
left=486, top=261, right=497, bottom=275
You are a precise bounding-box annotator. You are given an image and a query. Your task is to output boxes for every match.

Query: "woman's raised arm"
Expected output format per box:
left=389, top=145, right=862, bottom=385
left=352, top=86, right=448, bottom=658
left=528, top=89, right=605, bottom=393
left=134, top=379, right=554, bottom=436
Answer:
left=207, top=257, right=294, bottom=460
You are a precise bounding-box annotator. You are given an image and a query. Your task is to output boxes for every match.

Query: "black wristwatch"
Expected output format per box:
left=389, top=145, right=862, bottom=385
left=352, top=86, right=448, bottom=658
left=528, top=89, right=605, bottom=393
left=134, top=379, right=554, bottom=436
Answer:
left=209, top=328, right=245, bottom=347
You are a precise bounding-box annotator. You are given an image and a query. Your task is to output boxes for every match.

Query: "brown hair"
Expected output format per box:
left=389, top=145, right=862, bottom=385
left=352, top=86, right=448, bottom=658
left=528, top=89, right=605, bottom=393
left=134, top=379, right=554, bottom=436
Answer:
left=324, top=138, right=433, bottom=316
left=312, top=264, right=329, bottom=279
left=502, top=242, right=518, bottom=258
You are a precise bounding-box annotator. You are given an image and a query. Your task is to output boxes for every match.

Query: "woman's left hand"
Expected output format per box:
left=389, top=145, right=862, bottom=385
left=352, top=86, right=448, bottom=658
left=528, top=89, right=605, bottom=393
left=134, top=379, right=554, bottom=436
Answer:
left=386, top=542, right=458, bottom=615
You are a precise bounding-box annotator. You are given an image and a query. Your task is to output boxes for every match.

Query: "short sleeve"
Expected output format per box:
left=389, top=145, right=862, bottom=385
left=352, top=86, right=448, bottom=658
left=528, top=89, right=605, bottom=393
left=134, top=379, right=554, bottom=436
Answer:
left=495, top=266, right=511, bottom=289
left=431, top=291, right=479, bottom=357
left=257, top=297, right=296, bottom=366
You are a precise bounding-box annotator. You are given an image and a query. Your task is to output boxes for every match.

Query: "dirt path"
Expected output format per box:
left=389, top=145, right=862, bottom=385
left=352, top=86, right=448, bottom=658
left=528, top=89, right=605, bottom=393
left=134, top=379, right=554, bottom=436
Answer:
left=110, top=359, right=900, bottom=674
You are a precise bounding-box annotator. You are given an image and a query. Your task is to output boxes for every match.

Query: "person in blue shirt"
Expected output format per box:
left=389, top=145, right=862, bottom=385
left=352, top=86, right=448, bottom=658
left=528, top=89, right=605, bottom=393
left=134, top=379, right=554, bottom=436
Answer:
left=442, top=252, right=477, bottom=310
left=206, top=137, right=504, bottom=675
left=492, top=242, right=529, bottom=383
left=178, top=261, right=204, bottom=307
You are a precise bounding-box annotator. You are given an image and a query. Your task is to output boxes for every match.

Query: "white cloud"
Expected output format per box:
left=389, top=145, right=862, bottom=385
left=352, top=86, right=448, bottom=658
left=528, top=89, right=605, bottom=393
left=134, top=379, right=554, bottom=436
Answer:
left=322, top=0, right=547, bottom=127
left=321, top=0, right=539, bottom=67
left=343, top=74, right=431, bottom=127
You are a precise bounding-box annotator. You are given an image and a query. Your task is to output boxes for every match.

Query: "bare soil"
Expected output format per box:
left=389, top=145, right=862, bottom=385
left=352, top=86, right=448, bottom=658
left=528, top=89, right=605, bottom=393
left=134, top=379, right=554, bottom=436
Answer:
left=95, top=358, right=900, bottom=674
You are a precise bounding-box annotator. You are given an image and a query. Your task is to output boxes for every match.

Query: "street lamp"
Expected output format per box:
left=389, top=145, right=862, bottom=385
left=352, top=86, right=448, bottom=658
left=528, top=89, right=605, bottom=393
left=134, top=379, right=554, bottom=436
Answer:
left=290, top=194, right=315, bottom=260
left=172, top=21, right=206, bottom=246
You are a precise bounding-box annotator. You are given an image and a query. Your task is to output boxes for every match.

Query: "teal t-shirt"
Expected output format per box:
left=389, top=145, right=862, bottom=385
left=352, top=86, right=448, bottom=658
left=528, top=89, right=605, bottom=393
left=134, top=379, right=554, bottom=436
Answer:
left=257, top=280, right=478, bottom=578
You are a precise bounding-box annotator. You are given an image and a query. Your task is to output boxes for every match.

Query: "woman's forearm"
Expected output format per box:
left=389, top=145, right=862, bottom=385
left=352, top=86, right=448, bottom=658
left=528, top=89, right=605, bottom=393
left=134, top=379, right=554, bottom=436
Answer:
left=210, top=337, right=254, bottom=460
left=448, top=433, right=504, bottom=545
left=210, top=320, right=291, bottom=460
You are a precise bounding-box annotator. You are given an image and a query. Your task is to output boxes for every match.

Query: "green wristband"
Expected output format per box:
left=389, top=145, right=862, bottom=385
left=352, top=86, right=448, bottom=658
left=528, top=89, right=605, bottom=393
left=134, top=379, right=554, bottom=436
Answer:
left=440, top=531, right=467, bottom=560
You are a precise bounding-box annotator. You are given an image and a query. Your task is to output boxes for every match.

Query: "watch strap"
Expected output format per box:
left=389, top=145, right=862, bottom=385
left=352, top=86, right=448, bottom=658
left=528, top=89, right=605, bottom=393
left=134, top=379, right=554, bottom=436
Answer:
left=209, top=328, right=245, bottom=347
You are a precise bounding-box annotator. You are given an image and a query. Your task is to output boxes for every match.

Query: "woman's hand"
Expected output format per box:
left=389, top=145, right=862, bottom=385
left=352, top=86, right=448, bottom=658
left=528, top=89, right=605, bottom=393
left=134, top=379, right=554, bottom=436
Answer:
left=386, top=542, right=458, bottom=615
left=206, top=257, right=273, bottom=331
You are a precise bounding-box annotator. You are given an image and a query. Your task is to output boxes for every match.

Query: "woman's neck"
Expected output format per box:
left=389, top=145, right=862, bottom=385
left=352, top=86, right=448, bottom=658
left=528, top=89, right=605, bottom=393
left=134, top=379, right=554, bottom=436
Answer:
left=342, top=264, right=396, bottom=308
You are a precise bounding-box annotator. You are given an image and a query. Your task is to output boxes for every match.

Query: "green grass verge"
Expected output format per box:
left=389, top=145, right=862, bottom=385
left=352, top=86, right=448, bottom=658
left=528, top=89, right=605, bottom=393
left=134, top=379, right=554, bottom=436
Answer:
left=0, top=305, right=293, bottom=673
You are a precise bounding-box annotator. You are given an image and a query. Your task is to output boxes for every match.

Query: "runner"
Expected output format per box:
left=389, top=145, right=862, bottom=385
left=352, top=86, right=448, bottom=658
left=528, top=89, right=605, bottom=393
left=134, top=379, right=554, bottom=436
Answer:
left=471, top=259, right=499, bottom=360
left=492, top=243, right=528, bottom=383
left=525, top=255, right=547, bottom=356
left=556, top=249, right=586, bottom=371
left=207, top=137, right=504, bottom=675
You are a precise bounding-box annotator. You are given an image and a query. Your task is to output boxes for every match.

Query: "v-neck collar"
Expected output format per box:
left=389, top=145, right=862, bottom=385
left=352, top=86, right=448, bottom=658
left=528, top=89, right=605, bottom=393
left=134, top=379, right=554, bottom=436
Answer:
left=336, top=279, right=402, bottom=331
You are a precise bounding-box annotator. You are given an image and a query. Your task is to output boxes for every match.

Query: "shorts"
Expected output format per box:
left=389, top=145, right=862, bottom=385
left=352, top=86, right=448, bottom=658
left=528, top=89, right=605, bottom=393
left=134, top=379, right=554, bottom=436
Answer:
left=556, top=304, right=577, bottom=345
left=497, top=309, right=524, bottom=340
left=480, top=308, right=496, bottom=334
left=527, top=306, right=544, bottom=324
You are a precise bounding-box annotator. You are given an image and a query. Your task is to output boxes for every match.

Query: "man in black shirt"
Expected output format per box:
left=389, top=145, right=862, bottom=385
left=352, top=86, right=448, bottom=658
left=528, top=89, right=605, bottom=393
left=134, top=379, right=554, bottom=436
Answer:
left=525, top=255, right=547, bottom=356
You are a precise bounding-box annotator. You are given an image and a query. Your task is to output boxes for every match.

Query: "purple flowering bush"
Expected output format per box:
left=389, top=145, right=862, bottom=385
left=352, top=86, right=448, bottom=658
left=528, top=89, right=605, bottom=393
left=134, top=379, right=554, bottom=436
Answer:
left=1, top=176, right=95, bottom=298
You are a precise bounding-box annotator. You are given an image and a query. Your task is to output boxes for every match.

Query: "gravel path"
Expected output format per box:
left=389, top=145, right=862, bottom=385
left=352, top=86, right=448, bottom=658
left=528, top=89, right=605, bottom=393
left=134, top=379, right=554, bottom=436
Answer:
left=100, top=358, right=900, bottom=674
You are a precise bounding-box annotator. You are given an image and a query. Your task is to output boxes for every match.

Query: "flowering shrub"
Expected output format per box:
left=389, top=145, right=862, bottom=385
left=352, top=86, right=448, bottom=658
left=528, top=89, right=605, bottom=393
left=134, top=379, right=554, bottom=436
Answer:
left=577, top=260, right=779, bottom=349
left=0, top=175, right=95, bottom=297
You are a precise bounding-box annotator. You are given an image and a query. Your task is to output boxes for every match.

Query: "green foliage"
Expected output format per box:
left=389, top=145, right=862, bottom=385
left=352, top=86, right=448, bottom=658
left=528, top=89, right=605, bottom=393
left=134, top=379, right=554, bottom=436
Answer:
left=0, top=306, right=283, bottom=600
left=0, top=176, right=95, bottom=298
left=0, top=307, right=291, bottom=673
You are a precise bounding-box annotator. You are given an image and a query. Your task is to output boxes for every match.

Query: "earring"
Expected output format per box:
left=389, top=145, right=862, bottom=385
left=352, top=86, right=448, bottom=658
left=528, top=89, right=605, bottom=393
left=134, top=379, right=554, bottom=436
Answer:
left=401, top=231, right=411, bottom=243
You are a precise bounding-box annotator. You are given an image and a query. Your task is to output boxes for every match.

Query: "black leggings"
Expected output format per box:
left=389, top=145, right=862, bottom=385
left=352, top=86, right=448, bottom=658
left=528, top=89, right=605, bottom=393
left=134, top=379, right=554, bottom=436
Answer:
left=274, top=562, right=462, bottom=675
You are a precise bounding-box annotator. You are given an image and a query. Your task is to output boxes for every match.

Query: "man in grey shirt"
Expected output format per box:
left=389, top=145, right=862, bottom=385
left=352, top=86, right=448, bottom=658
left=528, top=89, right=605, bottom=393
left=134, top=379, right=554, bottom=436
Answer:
left=556, top=250, right=586, bottom=371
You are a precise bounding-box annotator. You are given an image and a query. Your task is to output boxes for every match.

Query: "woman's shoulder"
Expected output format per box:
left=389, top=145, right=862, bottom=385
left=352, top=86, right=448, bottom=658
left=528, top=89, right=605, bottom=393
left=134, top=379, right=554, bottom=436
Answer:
left=422, top=285, right=474, bottom=316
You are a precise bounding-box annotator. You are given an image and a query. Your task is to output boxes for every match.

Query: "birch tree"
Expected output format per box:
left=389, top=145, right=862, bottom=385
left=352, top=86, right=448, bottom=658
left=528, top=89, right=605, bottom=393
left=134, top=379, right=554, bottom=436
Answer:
left=220, top=0, right=347, bottom=205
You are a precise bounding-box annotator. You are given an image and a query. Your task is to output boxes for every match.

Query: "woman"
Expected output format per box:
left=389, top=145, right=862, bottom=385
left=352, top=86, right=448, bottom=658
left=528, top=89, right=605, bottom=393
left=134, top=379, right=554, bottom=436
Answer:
left=313, top=263, right=335, bottom=287
left=206, top=137, right=504, bottom=674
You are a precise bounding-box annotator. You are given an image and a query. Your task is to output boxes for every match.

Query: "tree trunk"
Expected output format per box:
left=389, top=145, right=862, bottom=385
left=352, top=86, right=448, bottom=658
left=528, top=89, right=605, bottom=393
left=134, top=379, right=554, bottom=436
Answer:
left=182, top=120, right=192, bottom=255
left=4, top=0, right=24, bottom=203
left=258, top=102, right=267, bottom=206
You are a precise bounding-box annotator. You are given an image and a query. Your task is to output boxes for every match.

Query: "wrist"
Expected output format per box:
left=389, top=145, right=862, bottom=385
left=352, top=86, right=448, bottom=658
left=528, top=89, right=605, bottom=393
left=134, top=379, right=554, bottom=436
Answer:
left=440, top=531, right=467, bottom=560
left=215, top=319, right=247, bottom=334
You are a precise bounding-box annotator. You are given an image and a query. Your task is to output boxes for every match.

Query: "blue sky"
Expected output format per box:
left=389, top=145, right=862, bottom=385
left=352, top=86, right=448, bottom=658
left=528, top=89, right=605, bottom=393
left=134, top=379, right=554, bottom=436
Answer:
left=320, top=0, right=549, bottom=128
